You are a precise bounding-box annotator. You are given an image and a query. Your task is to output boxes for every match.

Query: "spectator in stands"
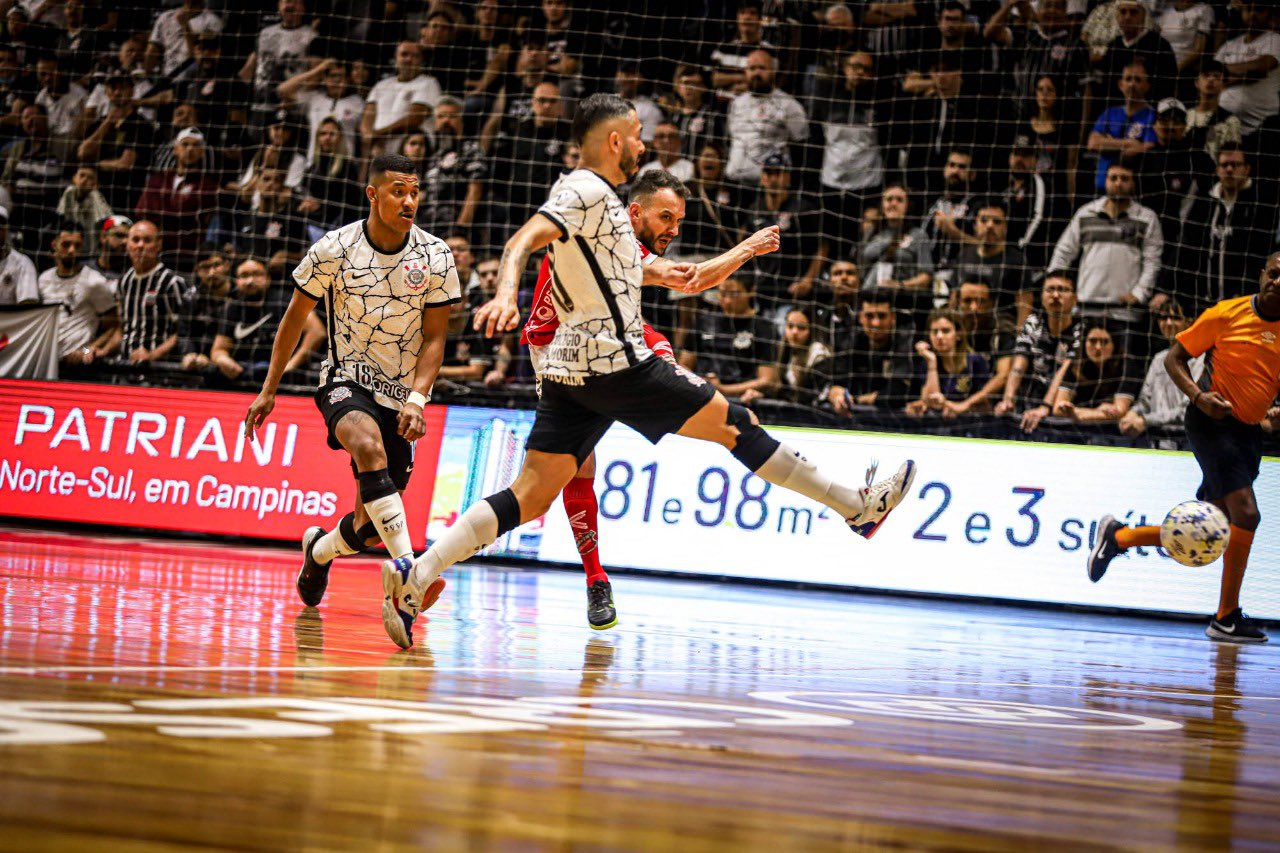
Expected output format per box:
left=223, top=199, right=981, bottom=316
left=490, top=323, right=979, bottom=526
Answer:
left=54, top=0, right=101, bottom=84
left=858, top=183, right=934, bottom=328
left=985, top=0, right=1088, bottom=116
left=860, top=0, right=924, bottom=64
left=398, top=131, right=428, bottom=172
left=487, top=37, right=551, bottom=131
left=37, top=225, right=116, bottom=368
left=77, top=73, right=150, bottom=211
left=536, top=0, right=589, bottom=97
left=900, top=53, right=982, bottom=181
left=235, top=110, right=307, bottom=193
left=1186, top=60, right=1243, bottom=161
left=1214, top=3, right=1280, bottom=135
left=953, top=200, right=1030, bottom=324
left=923, top=149, right=979, bottom=273
left=112, top=220, right=188, bottom=365
left=905, top=2, right=993, bottom=98
left=954, top=277, right=1018, bottom=411
left=135, top=127, right=219, bottom=273
left=725, top=49, right=807, bottom=185
left=814, top=258, right=860, bottom=344
left=1179, top=143, right=1276, bottom=310
left=819, top=288, right=917, bottom=415
left=56, top=166, right=112, bottom=256
left=1087, top=61, right=1157, bottom=194
left=799, top=3, right=858, bottom=103
left=1051, top=162, right=1161, bottom=358
left=87, top=214, right=130, bottom=284
left=1156, top=0, right=1214, bottom=82
left=710, top=0, right=774, bottom=95
left=149, top=0, right=223, bottom=78
left=671, top=142, right=744, bottom=261
left=1017, top=76, right=1076, bottom=196
left=906, top=308, right=991, bottom=417
left=234, top=167, right=308, bottom=278
left=418, top=96, right=486, bottom=239
left=239, top=0, right=316, bottom=130
left=33, top=53, right=87, bottom=161
left=489, top=81, right=568, bottom=226
left=638, top=121, right=694, bottom=182
left=278, top=58, right=364, bottom=162
left=1052, top=320, right=1140, bottom=425
left=812, top=50, right=886, bottom=261
left=0, top=205, right=38, bottom=304
left=1118, top=300, right=1203, bottom=440
left=361, top=41, right=440, bottom=158
left=996, top=271, right=1081, bottom=433
left=668, top=65, right=724, bottom=161
left=177, top=244, right=231, bottom=374
left=208, top=256, right=322, bottom=387
left=1097, top=0, right=1179, bottom=102
left=1136, top=97, right=1214, bottom=251
left=1, top=103, right=63, bottom=250
left=998, top=135, right=1055, bottom=275
left=740, top=151, right=826, bottom=317
left=613, top=62, right=663, bottom=143
left=445, top=234, right=480, bottom=301
left=438, top=295, right=512, bottom=387
left=769, top=306, right=832, bottom=405
left=461, top=0, right=514, bottom=116
left=296, top=117, right=363, bottom=233
left=0, top=45, right=34, bottom=148
left=176, top=35, right=251, bottom=149
left=417, top=10, right=470, bottom=96
left=679, top=275, right=779, bottom=403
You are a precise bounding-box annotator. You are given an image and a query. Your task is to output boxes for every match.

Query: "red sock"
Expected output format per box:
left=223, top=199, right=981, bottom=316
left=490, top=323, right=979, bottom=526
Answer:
left=562, top=476, right=608, bottom=584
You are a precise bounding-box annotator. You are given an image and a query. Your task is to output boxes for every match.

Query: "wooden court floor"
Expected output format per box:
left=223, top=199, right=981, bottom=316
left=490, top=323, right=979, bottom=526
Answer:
left=1, top=526, right=1278, bottom=851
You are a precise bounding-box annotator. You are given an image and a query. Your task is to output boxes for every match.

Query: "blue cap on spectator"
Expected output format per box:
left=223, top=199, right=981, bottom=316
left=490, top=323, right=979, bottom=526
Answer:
left=761, top=152, right=791, bottom=171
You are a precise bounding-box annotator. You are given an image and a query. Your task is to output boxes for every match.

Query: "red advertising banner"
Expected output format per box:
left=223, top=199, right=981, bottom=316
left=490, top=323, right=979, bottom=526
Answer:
left=0, top=380, right=444, bottom=549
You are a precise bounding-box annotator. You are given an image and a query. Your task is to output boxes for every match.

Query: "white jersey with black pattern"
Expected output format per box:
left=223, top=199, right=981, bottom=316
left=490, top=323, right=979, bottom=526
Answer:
left=293, top=220, right=461, bottom=410
left=536, top=168, right=653, bottom=383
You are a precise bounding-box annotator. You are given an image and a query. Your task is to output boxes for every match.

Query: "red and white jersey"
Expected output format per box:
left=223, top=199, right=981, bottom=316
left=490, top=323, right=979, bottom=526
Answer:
left=522, top=239, right=674, bottom=363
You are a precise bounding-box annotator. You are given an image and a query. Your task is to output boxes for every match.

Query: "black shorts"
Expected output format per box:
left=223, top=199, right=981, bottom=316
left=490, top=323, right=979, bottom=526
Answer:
left=314, top=381, right=415, bottom=490
left=1184, top=403, right=1262, bottom=502
left=526, top=356, right=716, bottom=465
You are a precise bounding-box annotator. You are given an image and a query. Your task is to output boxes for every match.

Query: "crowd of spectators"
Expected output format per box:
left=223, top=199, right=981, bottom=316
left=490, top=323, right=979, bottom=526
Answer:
left=1, top=0, right=1278, bottom=448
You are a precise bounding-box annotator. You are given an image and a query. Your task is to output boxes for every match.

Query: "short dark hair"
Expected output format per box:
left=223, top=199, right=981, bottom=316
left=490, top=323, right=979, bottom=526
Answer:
left=859, top=287, right=895, bottom=308
left=1199, top=58, right=1226, bottom=77
left=54, top=221, right=83, bottom=238
left=939, top=1, right=967, bottom=16
left=958, top=277, right=993, bottom=291
left=571, top=93, right=634, bottom=145
left=975, top=198, right=1006, bottom=215
left=1217, top=141, right=1247, bottom=161
left=629, top=169, right=689, bottom=205
left=370, top=153, right=418, bottom=178
left=1044, top=270, right=1075, bottom=287
left=196, top=242, right=224, bottom=260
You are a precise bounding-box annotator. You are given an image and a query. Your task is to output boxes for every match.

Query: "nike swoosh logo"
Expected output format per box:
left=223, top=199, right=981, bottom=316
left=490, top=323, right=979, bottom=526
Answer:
left=1216, top=621, right=1236, bottom=634
left=234, top=315, right=271, bottom=340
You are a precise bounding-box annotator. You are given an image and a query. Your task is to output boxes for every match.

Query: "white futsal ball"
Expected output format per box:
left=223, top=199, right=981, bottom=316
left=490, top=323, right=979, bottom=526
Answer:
left=1160, top=500, right=1231, bottom=567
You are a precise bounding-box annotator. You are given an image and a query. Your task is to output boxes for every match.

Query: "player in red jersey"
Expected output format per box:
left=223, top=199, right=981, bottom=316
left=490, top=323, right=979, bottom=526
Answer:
left=523, top=168, right=781, bottom=628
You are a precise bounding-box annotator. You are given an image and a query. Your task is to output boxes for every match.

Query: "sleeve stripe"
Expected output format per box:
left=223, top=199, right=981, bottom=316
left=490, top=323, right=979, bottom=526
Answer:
left=537, top=209, right=569, bottom=242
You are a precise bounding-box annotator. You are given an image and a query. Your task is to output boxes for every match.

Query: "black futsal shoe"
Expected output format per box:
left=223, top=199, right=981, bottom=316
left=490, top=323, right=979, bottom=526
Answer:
left=586, top=580, right=618, bottom=630
left=1206, top=609, right=1269, bottom=644
left=1087, top=515, right=1123, bottom=583
left=296, top=526, right=332, bottom=607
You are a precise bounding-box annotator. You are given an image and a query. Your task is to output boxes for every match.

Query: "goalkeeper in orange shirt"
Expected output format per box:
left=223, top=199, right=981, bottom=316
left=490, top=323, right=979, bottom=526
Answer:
left=1087, top=252, right=1280, bottom=644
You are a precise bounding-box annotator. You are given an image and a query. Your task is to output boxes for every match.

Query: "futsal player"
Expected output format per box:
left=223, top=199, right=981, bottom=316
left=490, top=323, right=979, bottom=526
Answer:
left=244, top=153, right=461, bottom=611
left=1088, top=252, right=1280, bottom=644
left=525, top=167, right=782, bottom=629
left=378, top=94, right=917, bottom=649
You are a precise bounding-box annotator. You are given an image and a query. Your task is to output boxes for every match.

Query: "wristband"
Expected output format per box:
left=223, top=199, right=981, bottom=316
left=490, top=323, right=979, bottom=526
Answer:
left=406, top=391, right=429, bottom=409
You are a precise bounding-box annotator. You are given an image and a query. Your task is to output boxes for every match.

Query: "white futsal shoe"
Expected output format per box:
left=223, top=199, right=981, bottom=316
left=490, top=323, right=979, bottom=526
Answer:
left=846, top=459, right=917, bottom=539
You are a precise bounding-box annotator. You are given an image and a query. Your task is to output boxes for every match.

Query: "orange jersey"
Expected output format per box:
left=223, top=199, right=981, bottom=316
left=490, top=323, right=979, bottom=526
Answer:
left=1177, top=295, right=1280, bottom=425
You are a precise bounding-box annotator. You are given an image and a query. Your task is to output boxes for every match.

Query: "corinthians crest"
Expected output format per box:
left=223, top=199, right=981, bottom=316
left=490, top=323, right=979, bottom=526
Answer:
left=403, top=262, right=427, bottom=290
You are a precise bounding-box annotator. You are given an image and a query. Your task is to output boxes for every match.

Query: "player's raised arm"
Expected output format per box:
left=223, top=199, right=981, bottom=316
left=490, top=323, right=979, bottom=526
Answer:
left=692, top=225, right=782, bottom=293
left=244, top=288, right=319, bottom=439
left=474, top=214, right=562, bottom=338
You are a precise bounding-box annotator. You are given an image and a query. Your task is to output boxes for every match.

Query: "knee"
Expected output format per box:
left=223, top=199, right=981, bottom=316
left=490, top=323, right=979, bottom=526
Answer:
left=347, top=434, right=388, bottom=470
left=1233, top=505, right=1261, bottom=532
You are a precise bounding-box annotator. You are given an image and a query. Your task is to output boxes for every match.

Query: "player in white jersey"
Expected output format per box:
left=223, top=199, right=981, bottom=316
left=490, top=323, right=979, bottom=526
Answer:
left=379, top=94, right=917, bottom=649
left=244, top=153, right=461, bottom=611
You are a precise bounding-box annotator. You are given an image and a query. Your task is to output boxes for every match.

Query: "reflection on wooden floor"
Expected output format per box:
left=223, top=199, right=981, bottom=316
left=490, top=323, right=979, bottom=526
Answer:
left=1, top=526, right=1278, bottom=850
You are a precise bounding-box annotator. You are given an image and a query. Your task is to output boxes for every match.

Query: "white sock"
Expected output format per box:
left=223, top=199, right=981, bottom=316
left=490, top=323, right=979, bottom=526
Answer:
left=753, top=443, right=865, bottom=520
left=410, top=499, right=499, bottom=588
left=363, top=492, right=412, bottom=560
left=311, top=527, right=359, bottom=564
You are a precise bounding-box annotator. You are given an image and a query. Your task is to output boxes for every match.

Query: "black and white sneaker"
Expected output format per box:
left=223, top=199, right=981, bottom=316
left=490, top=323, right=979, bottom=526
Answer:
left=586, top=580, right=618, bottom=630
left=1205, top=608, right=1269, bottom=644
left=296, top=526, right=331, bottom=607
left=1087, top=515, right=1123, bottom=583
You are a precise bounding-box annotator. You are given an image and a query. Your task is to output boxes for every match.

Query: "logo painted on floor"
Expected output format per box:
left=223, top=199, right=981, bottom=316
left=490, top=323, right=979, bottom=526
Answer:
left=0, top=693, right=1181, bottom=746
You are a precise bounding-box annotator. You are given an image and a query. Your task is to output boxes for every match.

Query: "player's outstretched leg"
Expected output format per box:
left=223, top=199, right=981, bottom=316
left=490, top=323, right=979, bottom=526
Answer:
left=678, top=395, right=916, bottom=538
left=562, top=453, right=616, bottom=630
left=297, top=512, right=364, bottom=606
left=382, top=451, right=579, bottom=648
left=1086, top=516, right=1161, bottom=582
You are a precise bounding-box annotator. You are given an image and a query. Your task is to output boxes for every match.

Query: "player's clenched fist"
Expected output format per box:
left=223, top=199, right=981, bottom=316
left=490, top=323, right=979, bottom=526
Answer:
left=746, top=225, right=781, bottom=257
left=397, top=403, right=426, bottom=441
left=474, top=295, right=520, bottom=338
